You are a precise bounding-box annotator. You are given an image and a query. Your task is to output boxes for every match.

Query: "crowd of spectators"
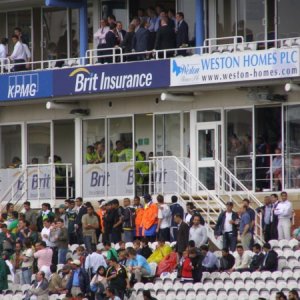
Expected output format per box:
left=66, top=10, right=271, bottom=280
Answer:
left=94, top=6, right=190, bottom=62
left=0, top=191, right=298, bottom=300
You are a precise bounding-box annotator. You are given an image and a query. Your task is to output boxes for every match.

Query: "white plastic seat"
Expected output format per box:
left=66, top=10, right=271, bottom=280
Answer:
left=134, top=282, right=144, bottom=291
left=260, top=271, right=272, bottom=280
left=182, top=282, right=194, bottom=292
left=269, top=239, right=279, bottom=248
left=250, top=271, right=261, bottom=279
left=278, top=239, right=290, bottom=249
left=173, top=282, right=183, bottom=291
left=144, top=282, right=154, bottom=290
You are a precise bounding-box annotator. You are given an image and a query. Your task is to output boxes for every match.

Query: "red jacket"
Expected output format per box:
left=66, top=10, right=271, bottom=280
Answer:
left=181, top=257, right=193, bottom=279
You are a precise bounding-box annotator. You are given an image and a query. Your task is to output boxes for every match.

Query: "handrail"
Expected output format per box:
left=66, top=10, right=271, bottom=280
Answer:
left=0, top=36, right=299, bottom=74
left=215, top=159, right=264, bottom=244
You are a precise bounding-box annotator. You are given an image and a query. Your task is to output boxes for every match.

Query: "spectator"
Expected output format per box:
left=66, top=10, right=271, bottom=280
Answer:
left=90, top=266, right=107, bottom=300
left=94, top=19, right=110, bottom=63
left=289, top=289, right=300, bottom=300
left=133, top=239, right=141, bottom=253
left=257, top=196, right=273, bottom=242
left=270, top=193, right=280, bottom=240
left=34, top=241, right=53, bottom=278
left=107, top=15, right=116, bottom=26
left=110, top=199, right=123, bottom=243
left=132, top=21, right=150, bottom=60
left=127, top=247, right=151, bottom=283
left=105, top=286, right=121, bottom=300
left=106, top=257, right=128, bottom=299
left=176, top=12, right=189, bottom=56
left=156, top=194, right=171, bottom=241
left=60, top=265, right=72, bottom=293
left=239, top=205, right=252, bottom=250
left=174, top=213, right=190, bottom=255
left=274, top=191, right=293, bottom=240
left=41, top=219, right=55, bottom=249
left=133, top=196, right=144, bottom=239
left=96, top=200, right=105, bottom=241
left=154, top=16, right=176, bottom=58
left=20, top=238, right=34, bottom=284
left=48, top=265, right=63, bottom=294
left=72, top=246, right=85, bottom=267
left=0, top=223, right=16, bottom=256
left=141, top=194, right=158, bottom=242
left=260, top=242, right=278, bottom=272
left=179, top=250, right=193, bottom=283
left=82, top=205, right=99, bottom=253
left=17, top=219, right=30, bottom=243
left=9, top=34, right=27, bottom=72
left=230, top=244, right=251, bottom=272
left=55, top=218, right=69, bottom=264
left=188, top=247, right=203, bottom=282
left=85, top=244, right=107, bottom=278
left=267, top=148, right=282, bottom=190
left=0, top=37, right=7, bottom=59
left=0, top=253, right=9, bottom=293
left=200, top=245, right=219, bottom=272
left=104, top=23, right=118, bottom=63
left=37, top=203, right=55, bottom=232
left=66, top=199, right=77, bottom=245
left=219, top=248, right=235, bottom=271
left=147, top=238, right=172, bottom=264
left=103, top=241, right=118, bottom=261
left=169, top=195, right=184, bottom=242
left=24, top=201, right=37, bottom=226
left=122, top=198, right=135, bottom=242
left=249, top=243, right=264, bottom=272
left=120, top=24, right=135, bottom=61
left=215, top=201, right=239, bottom=252
left=57, top=204, right=68, bottom=227
left=140, top=237, right=152, bottom=259
left=26, top=271, right=49, bottom=300
left=189, top=215, right=207, bottom=248
left=116, top=21, right=126, bottom=42
left=11, top=241, right=23, bottom=284
left=143, top=289, right=158, bottom=300
left=28, top=224, right=39, bottom=245
left=67, top=259, right=90, bottom=297
left=74, top=197, right=87, bottom=244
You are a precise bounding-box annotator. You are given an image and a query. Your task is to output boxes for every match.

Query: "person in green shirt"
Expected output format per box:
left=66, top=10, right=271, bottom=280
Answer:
left=103, top=241, right=118, bottom=261
left=111, top=140, right=124, bottom=162
left=86, top=145, right=97, bottom=164
left=0, top=254, right=9, bottom=293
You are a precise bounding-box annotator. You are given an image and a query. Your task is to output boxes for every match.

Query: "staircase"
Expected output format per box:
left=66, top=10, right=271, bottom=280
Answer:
left=151, top=156, right=264, bottom=247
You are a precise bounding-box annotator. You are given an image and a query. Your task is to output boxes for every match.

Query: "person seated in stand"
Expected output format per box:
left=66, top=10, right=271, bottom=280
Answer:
left=147, top=238, right=172, bottom=264
left=249, top=243, right=265, bottom=272
left=267, top=148, right=282, bottom=190
left=188, top=247, right=203, bottom=283
left=229, top=244, right=251, bottom=273
left=200, top=245, right=219, bottom=272
left=259, top=242, right=278, bottom=272
left=140, top=237, right=152, bottom=259
left=178, top=250, right=193, bottom=283
left=219, top=248, right=235, bottom=271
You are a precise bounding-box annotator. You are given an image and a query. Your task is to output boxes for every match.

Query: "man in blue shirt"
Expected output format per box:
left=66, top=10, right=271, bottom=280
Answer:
left=200, top=244, right=220, bottom=272
left=239, top=205, right=252, bottom=250
left=127, top=247, right=151, bottom=282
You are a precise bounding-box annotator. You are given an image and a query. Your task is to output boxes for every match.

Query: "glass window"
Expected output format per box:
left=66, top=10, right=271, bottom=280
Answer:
left=197, top=110, right=221, bottom=122
left=27, top=123, right=50, bottom=164
left=278, top=0, right=300, bottom=38
left=237, top=0, right=264, bottom=41
left=0, top=125, right=21, bottom=168
left=217, top=0, right=236, bottom=38
left=285, top=105, right=300, bottom=189
left=71, top=9, right=79, bottom=57
left=183, top=112, right=190, bottom=158
left=255, top=106, right=282, bottom=191
left=101, top=0, right=128, bottom=26
left=82, top=119, right=105, bottom=164
left=226, top=108, right=253, bottom=189
left=155, top=113, right=180, bottom=157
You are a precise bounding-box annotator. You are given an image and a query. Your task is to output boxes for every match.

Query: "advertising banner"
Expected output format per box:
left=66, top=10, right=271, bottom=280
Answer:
left=170, top=48, right=300, bottom=86
left=0, top=70, right=53, bottom=101
left=53, top=60, right=170, bottom=96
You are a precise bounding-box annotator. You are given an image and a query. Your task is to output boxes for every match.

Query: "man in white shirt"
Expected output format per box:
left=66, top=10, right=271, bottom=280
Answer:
left=230, top=244, right=252, bottom=272
left=9, top=34, right=27, bottom=71
left=189, top=215, right=207, bottom=248
left=94, top=19, right=109, bottom=63
left=41, top=219, right=56, bottom=248
left=85, top=244, right=107, bottom=277
left=156, top=194, right=171, bottom=242
left=274, top=191, right=293, bottom=240
left=0, top=38, right=8, bottom=59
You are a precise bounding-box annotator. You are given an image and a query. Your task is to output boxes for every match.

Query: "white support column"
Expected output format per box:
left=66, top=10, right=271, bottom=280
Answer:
left=74, top=117, right=82, bottom=198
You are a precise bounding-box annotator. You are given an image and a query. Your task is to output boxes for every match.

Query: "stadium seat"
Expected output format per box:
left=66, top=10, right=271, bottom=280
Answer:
left=173, top=282, right=183, bottom=291
left=69, top=244, right=79, bottom=252
left=282, top=270, right=294, bottom=279
left=278, top=239, right=290, bottom=249
left=125, top=242, right=134, bottom=248
left=176, top=290, right=186, bottom=300
left=144, top=282, right=154, bottom=290
left=240, top=271, right=251, bottom=280
left=182, top=282, right=194, bottom=292
left=260, top=271, right=271, bottom=280
left=156, top=291, right=166, bottom=300
left=193, top=282, right=203, bottom=291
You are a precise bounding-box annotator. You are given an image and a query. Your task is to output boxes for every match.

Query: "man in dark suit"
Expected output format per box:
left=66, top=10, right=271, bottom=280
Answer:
left=175, top=12, right=189, bottom=56
left=116, top=21, right=126, bottom=42
left=154, top=16, right=176, bottom=58
left=270, top=193, right=279, bottom=240
left=174, top=213, right=189, bottom=255
left=74, top=197, right=87, bottom=244
left=132, top=22, right=150, bottom=61
left=260, top=242, right=278, bottom=272
left=256, top=196, right=273, bottom=242
left=249, top=243, right=265, bottom=272
left=104, top=23, right=118, bottom=63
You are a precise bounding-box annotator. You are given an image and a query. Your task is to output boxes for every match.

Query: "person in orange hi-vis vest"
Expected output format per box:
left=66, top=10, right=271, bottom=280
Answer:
left=133, top=196, right=144, bottom=238
left=141, top=194, right=158, bottom=242
left=96, top=199, right=106, bottom=238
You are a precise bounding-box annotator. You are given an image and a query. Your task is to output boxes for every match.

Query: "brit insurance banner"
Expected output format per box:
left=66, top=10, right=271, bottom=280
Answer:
left=170, top=48, right=300, bottom=86
left=53, top=60, right=170, bottom=96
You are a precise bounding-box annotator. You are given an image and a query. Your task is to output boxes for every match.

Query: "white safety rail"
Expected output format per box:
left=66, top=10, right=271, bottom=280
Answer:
left=0, top=36, right=299, bottom=74
left=215, top=159, right=264, bottom=244
left=234, top=153, right=283, bottom=192
left=0, top=163, right=73, bottom=210
left=150, top=156, right=226, bottom=248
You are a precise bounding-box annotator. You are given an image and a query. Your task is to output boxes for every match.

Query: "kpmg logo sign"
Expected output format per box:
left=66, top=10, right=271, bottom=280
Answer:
left=171, top=48, right=300, bottom=86
left=8, top=73, right=39, bottom=99
left=53, top=60, right=170, bottom=96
